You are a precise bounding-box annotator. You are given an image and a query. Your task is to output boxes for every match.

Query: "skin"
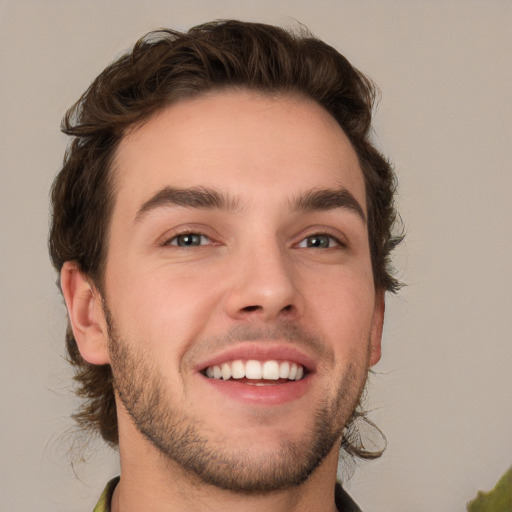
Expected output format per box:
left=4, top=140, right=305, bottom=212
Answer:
left=62, top=90, right=384, bottom=512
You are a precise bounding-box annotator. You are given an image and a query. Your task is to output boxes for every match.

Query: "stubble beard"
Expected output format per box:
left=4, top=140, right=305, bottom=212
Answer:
left=105, top=307, right=369, bottom=494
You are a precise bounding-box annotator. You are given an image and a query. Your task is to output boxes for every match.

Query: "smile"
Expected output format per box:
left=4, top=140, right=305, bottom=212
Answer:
left=204, top=359, right=305, bottom=382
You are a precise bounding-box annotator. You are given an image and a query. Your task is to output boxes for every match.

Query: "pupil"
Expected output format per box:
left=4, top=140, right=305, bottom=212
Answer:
left=178, top=234, right=200, bottom=246
left=308, top=235, right=329, bottom=248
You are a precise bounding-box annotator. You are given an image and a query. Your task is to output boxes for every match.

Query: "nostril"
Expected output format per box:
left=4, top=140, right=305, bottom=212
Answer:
left=241, top=304, right=294, bottom=314
left=243, top=305, right=261, bottom=312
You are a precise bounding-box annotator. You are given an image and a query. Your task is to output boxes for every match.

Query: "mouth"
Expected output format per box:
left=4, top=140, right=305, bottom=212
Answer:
left=202, top=359, right=305, bottom=384
left=195, top=343, right=315, bottom=404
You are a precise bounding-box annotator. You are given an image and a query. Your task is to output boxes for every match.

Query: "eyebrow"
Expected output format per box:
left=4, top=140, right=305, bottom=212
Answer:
left=135, top=186, right=239, bottom=222
left=135, top=185, right=366, bottom=223
left=292, top=188, right=366, bottom=222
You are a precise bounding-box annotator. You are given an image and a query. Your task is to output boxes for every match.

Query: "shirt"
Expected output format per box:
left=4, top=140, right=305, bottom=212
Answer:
left=93, top=476, right=362, bottom=511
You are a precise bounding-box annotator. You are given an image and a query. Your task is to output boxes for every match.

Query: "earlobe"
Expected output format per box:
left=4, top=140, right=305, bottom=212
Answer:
left=369, top=291, right=385, bottom=366
left=60, top=261, right=110, bottom=365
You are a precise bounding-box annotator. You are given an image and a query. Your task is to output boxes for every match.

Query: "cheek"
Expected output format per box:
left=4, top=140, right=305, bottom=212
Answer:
left=306, top=270, right=375, bottom=354
left=106, top=263, right=223, bottom=353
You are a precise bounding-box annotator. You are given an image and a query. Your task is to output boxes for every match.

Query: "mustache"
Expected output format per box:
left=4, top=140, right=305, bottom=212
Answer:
left=185, top=321, right=334, bottom=365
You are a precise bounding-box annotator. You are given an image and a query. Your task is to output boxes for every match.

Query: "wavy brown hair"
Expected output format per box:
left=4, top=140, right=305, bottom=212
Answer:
left=49, top=20, right=401, bottom=456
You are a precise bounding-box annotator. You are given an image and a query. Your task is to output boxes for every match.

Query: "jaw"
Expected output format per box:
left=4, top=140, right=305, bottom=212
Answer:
left=113, top=350, right=367, bottom=505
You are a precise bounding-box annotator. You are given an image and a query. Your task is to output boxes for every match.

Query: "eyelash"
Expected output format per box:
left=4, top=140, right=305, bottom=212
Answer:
left=162, top=230, right=345, bottom=250
left=163, top=231, right=212, bottom=247
left=295, top=232, right=345, bottom=249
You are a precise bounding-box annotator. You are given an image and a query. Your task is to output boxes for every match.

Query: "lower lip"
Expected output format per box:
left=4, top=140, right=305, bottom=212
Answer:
left=201, top=375, right=311, bottom=406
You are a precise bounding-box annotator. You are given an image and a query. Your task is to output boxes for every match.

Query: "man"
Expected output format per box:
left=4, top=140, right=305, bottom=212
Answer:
left=49, top=20, right=401, bottom=512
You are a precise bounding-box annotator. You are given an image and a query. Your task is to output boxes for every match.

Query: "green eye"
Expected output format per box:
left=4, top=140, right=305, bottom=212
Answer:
left=308, top=235, right=330, bottom=248
left=170, top=233, right=208, bottom=247
left=298, top=234, right=338, bottom=248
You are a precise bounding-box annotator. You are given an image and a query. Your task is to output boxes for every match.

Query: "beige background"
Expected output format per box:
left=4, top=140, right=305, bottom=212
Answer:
left=1, top=1, right=511, bottom=511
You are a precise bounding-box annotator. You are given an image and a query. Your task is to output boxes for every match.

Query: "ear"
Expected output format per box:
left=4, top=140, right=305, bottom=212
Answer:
left=369, top=290, right=385, bottom=366
left=60, top=261, right=110, bottom=365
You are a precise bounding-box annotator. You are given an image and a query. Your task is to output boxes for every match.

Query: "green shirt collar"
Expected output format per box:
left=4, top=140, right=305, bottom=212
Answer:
left=92, top=477, right=362, bottom=511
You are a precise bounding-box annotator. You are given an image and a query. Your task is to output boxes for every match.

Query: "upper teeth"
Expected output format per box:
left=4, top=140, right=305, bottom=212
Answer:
left=205, top=360, right=304, bottom=381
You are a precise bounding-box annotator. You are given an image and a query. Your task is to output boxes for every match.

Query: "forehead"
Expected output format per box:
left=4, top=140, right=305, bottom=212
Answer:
left=112, top=90, right=365, bottom=215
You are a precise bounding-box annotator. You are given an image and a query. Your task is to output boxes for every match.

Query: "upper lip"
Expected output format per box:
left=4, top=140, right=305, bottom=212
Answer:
left=194, top=342, right=317, bottom=374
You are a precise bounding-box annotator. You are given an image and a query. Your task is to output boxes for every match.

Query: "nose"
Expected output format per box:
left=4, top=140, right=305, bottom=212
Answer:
left=224, top=240, right=304, bottom=322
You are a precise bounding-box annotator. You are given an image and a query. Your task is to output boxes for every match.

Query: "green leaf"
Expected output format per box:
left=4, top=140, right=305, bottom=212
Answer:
left=467, top=466, right=512, bottom=512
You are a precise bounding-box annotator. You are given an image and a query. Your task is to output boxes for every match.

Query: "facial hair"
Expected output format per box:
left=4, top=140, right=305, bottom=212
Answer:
left=105, top=304, right=369, bottom=494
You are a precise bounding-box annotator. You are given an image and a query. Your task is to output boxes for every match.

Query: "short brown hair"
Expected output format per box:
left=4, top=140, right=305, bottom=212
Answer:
left=49, top=20, right=401, bottom=456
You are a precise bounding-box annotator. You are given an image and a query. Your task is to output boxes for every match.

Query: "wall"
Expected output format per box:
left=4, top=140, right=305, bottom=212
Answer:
left=1, top=1, right=510, bottom=511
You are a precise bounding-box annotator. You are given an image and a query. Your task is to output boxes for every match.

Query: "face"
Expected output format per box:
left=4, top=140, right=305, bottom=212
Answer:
left=98, top=90, right=383, bottom=491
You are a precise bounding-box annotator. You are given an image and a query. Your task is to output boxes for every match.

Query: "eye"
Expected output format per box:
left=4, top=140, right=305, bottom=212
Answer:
left=167, top=233, right=211, bottom=247
left=297, top=234, right=341, bottom=249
